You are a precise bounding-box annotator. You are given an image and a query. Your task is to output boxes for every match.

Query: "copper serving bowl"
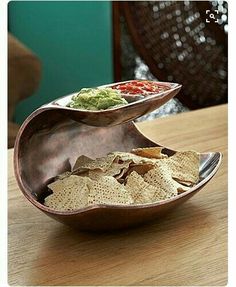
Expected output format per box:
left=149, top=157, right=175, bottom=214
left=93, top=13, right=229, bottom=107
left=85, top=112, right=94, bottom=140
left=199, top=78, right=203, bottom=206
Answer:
left=14, top=100, right=222, bottom=231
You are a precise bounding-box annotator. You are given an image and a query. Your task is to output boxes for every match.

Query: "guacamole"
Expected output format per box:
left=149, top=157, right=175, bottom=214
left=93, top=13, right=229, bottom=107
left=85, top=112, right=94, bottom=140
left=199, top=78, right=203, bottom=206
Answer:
left=68, top=88, right=128, bottom=110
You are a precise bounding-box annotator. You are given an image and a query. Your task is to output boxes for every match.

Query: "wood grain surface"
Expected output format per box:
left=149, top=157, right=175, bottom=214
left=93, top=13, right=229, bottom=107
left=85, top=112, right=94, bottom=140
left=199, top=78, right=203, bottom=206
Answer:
left=8, top=104, right=227, bottom=286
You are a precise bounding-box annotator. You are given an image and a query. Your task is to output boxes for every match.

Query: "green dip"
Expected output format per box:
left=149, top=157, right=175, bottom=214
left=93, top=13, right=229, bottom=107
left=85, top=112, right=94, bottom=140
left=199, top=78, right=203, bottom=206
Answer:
left=68, top=88, right=128, bottom=110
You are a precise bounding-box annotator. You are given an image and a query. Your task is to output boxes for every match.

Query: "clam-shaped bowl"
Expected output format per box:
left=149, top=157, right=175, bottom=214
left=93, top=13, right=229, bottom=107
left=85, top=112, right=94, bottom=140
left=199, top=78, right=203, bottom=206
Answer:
left=14, top=105, right=222, bottom=231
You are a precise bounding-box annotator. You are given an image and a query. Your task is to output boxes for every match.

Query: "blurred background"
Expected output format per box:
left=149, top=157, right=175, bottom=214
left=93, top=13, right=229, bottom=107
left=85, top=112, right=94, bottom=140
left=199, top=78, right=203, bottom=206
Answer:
left=8, top=1, right=228, bottom=147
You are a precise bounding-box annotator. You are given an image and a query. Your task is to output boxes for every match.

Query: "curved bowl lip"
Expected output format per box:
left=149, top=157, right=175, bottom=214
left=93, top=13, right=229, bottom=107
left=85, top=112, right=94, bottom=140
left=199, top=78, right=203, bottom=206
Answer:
left=47, top=80, right=182, bottom=113
left=16, top=144, right=222, bottom=216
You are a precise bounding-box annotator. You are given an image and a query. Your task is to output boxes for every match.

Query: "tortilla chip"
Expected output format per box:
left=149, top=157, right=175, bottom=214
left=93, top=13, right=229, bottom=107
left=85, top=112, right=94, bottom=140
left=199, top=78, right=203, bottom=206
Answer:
left=109, top=151, right=157, bottom=165
left=44, top=149, right=199, bottom=210
left=73, top=155, right=93, bottom=171
left=82, top=161, right=131, bottom=181
left=126, top=163, right=154, bottom=176
left=125, top=171, right=166, bottom=203
left=166, top=151, right=199, bottom=185
left=73, top=154, right=117, bottom=173
left=144, top=161, right=187, bottom=199
left=131, top=147, right=168, bottom=159
left=45, top=175, right=91, bottom=211
left=87, top=176, right=133, bottom=205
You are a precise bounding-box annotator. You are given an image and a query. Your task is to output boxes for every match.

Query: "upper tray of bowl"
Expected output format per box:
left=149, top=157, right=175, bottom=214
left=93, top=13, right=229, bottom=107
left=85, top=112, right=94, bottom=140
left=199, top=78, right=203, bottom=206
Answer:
left=44, top=80, right=181, bottom=127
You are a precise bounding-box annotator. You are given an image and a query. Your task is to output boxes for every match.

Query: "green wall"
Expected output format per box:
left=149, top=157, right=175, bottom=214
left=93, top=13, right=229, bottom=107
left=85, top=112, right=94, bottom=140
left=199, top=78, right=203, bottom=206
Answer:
left=8, top=1, right=113, bottom=124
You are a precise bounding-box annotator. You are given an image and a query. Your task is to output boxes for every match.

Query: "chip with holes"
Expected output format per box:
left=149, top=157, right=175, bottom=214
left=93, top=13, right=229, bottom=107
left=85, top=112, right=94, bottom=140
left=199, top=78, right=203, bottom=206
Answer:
left=45, top=175, right=91, bottom=211
left=73, top=155, right=93, bottom=171
left=44, top=148, right=200, bottom=211
left=73, top=154, right=117, bottom=173
left=125, top=163, right=154, bottom=177
left=88, top=176, right=133, bottom=205
left=109, top=151, right=157, bottom=165
left=144, top=161, right=187, bottom=199
left=166, top=151, right=199, bottom=185
left=125, top=171, right=166, bottom=203
left=89, top=161, right=130, bottom=179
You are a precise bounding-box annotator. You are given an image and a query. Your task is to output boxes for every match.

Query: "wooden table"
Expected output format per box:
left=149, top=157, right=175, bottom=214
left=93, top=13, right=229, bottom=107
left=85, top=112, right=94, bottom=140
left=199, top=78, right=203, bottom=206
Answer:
left=8, top=104, right=227, bottom=286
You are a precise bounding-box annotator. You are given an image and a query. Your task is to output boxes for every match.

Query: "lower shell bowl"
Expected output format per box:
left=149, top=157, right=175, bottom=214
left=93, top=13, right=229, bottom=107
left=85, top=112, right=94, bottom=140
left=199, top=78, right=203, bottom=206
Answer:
left=14, top=108, right=222, bottom=231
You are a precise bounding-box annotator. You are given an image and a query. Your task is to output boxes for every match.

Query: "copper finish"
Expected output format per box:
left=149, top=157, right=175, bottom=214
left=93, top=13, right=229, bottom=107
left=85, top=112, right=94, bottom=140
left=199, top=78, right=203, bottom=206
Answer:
left=14, top=81, right=222, bottom=231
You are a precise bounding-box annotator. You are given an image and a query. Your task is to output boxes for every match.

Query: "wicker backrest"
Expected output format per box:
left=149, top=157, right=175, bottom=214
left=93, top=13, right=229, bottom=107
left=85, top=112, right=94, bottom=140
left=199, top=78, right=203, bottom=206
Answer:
left=121, top=1, right=227, bottom=109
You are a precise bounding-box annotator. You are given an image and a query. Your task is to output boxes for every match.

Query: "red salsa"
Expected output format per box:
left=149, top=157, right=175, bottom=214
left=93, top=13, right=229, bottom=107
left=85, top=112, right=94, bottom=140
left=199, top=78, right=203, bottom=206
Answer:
left=111, top=80, right=171, bottom=96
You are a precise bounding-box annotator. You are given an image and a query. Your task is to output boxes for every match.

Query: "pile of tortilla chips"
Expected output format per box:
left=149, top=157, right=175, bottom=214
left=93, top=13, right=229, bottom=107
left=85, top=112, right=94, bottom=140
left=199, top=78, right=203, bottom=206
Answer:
left=44, top=147, right=200, bottom=211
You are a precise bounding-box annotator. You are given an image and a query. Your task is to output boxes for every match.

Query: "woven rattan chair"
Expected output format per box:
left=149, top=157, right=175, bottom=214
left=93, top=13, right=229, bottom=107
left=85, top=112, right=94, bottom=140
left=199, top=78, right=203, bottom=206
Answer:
left=114, top=1, right=227, bottom=109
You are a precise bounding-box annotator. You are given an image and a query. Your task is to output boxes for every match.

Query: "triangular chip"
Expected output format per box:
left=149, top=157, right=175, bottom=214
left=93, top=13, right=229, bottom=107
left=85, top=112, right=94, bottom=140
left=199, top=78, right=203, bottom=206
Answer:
left=78, top=161, right=131, bottom=181
left=87, top=176, right=133, bottom=205
left=73, top=155, right=93, bottom=171
left=109, top=151, right=157, bottom=165
left=126, top=163, right=154, bottom=177
left=131, top=147, right=168, bottom=159
left=125, top=171, right=166, bottom=204
left=144, top=161, right=187, bottom=199
left=73, top=154, right=117, bottom=173
left=166, top=151, right=199, bottom=185
left=45, top=175, right=91, bottom=211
